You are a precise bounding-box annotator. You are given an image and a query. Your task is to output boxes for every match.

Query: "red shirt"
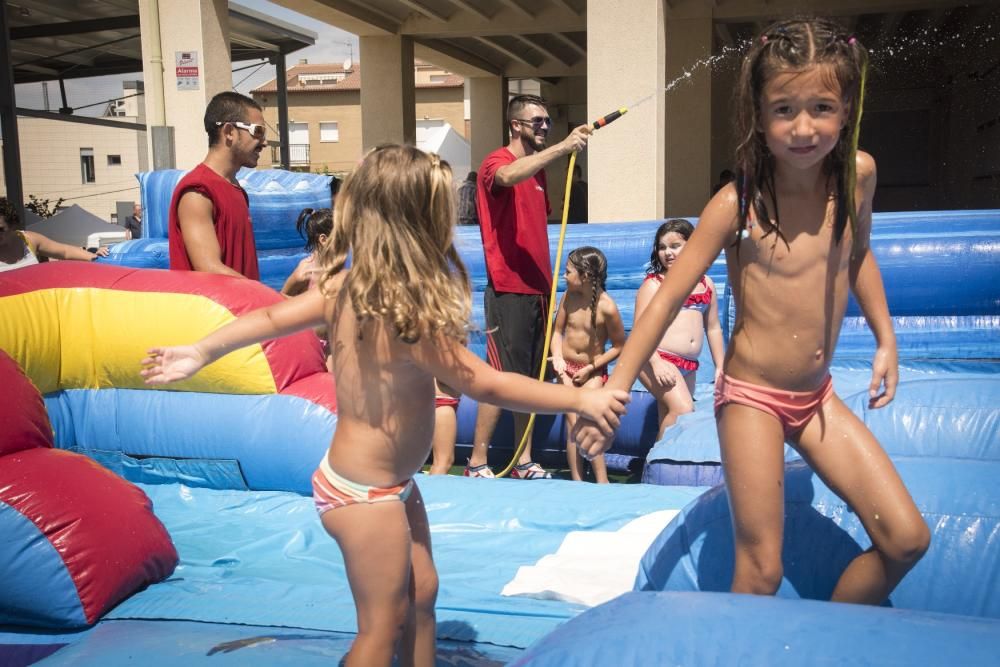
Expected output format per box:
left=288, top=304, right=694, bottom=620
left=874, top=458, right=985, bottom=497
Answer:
left=476, top=147, right=552, bottom=295
left=168, top=163, right=260, bottom=280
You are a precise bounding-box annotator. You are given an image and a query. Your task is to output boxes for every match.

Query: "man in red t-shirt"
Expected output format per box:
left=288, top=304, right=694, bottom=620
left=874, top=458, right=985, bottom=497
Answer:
left=168, top=92, right=265, bottom=279
left=465, top=95, right=593, bottom=480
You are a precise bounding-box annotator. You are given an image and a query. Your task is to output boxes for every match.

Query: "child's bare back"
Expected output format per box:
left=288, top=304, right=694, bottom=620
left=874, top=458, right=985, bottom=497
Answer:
left=322, top=272, right=439, bottom=488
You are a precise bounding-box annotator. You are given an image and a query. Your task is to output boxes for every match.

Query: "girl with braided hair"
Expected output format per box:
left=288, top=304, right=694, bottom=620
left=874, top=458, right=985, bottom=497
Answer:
left=551, top=246, right=626, bottom=482
left=635, top=219, right=725, bottom=440
left=576, top=18, right=928, bottom=603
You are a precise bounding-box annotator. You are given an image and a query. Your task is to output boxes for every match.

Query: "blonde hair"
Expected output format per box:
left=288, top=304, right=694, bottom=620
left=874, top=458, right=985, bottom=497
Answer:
left=318, top=144, right=470, bottom=344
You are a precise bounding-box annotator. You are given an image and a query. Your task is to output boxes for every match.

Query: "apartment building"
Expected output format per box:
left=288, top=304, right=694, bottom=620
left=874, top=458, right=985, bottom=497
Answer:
left=0, top=81, right=146, bottom=222
left=251, top=60, right=466, bottom=174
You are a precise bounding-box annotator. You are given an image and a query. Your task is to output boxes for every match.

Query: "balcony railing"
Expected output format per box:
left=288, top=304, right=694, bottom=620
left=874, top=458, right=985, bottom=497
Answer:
left=289, top=143, right=309, bottom=165
left=270, top=144, right=310, bottom=167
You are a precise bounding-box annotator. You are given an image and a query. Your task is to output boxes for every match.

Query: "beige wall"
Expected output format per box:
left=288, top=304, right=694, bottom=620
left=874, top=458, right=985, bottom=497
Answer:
left=0, top=118, right=146, bottom=222
left=254, top=86, right=465, bottom=174
left=415, top=87, right=467, bottom=135
left=588, top=0, right=666, bottom=222
left=140, top=0, right=232, bottom=170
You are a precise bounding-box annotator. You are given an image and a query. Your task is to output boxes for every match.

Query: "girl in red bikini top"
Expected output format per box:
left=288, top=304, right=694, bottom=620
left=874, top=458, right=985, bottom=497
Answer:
left=633, top=219, right=727, bottom=439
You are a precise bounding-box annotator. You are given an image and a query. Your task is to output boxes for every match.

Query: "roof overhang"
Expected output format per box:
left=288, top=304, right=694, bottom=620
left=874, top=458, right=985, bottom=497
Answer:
left=7, top=0, right=316, bottom=85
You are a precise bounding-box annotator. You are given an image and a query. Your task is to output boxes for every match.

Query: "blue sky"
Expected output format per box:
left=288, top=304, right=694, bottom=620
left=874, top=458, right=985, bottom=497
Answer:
left=13, top=0, right=359, bottom=117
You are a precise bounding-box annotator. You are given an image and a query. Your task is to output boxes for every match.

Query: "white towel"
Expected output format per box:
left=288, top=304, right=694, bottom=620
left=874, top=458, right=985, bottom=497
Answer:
left=500, top=509, right=679, bottom=607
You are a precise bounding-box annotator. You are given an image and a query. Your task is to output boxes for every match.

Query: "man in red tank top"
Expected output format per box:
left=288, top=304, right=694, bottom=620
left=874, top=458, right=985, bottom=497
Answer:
left=168, top=92, right=265, bottom=280
left=464, top=94, right=594, bottom=480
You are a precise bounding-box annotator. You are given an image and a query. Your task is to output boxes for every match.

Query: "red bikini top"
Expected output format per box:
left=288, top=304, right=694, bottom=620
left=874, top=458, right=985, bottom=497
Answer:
left=644, top=274, right=712, bottom=312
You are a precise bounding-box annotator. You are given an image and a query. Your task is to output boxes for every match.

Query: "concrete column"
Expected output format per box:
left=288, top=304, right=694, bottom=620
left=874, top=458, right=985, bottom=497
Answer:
left=140, top=0, right=232, bottom=170
left=664, top=14, right=713, bottom=217
left=359, top=35, right=415, bottom=149
left=468, top=75, right=504, bottom=170
left=588, top=0, right=665, bottom=223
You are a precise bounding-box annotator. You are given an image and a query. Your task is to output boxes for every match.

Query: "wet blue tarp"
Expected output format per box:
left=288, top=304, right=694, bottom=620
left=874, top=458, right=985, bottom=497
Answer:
left=95, top=476, right=704, bottom=650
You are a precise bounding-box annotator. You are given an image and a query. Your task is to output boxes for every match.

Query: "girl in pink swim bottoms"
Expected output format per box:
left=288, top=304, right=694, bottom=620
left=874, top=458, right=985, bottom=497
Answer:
left=551, top=246, right=626, bottom=482
left=142, top=145, right=629, bottom=667
left=634, top=219, right=725, bottom=439
left=577, top=18, right=928, bottom=607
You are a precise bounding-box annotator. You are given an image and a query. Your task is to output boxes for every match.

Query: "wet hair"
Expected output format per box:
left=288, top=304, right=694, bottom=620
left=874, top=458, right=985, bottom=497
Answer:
left=204, top=92, right=263, bottom=145
left=0, top=197, right=20, bottom=229
left=567, top=246, right=608, bottom=334
left=647, top=219, right=694, bottom=275
left=733, top=17, right=868, bottom=252
left=507, top=94, right=547, bottom=131
left=318, top=144, right=470, bottom=344
left=295, top=207, right=333, bottom=252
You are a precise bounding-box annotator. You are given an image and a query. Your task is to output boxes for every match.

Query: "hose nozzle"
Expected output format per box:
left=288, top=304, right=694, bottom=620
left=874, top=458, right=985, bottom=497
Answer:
left=592, top=107, right=628, bottom=130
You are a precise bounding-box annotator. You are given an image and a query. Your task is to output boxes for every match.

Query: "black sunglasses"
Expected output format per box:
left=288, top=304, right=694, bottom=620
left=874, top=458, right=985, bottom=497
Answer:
left=513, top=116, right=552, bottom=129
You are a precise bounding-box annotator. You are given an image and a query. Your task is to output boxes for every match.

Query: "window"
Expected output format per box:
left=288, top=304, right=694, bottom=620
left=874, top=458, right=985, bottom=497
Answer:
left=107, top=154, right=122, bottom=166
left=320, top=122, right=339, bottom=143
left=80, top=148, right=95, bottom=184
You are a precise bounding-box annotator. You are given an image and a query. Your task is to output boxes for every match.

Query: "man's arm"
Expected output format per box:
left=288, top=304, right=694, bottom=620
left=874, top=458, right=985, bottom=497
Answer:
left=177, top=190, right=245, bottom=277
left=494, top=125, right=592, bottom=188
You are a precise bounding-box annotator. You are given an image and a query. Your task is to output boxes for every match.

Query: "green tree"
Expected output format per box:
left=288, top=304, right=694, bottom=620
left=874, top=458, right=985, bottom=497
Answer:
left=25, top=195, right=65, bottom=218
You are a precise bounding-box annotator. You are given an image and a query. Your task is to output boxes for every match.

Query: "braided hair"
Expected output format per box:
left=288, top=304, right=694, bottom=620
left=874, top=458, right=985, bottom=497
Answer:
left=567, top=246, right=608, bottom=336
left=733, top=17, right=869, bottom=254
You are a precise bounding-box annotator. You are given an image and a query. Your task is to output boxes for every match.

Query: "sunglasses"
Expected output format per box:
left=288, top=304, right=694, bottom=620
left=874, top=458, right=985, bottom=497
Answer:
left=513, top=116, right=552, bottom=129
left=217, top=121, right=267, bottom=140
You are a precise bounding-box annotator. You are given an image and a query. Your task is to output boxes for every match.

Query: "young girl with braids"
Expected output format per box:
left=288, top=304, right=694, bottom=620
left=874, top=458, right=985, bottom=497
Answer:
left=551, top=246, right=626, bottom=482
left=635, top=219, right=725, bottom=440
left=577, top=18, right=929, bottom=603
left=142, top=145, right=629, bottom=666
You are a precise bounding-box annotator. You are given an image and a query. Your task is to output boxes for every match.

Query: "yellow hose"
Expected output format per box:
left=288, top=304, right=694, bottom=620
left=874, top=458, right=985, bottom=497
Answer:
left=495, top=151, right=578, bottom=478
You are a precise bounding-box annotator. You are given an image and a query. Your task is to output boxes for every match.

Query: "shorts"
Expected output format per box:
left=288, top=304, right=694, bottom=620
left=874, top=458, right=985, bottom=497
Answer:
left=657, top=349, right=699, bottom=377
left=311, top=455, right=414, bottom=516
left=563, top=359, right=608, bottom=384
left=484, top=286, right=550, bottom=378
left=714, top=373, right=834, bottom=438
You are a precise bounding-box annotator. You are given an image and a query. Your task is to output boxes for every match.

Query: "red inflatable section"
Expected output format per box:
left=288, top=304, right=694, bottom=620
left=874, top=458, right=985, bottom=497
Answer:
left=0, top=350, right=178, bottom=625
left=0, top=351, right=52, bottom=456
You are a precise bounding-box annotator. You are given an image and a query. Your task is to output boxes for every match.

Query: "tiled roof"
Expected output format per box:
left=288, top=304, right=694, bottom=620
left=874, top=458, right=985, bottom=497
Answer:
left=251, top=62, right=464, bottom=94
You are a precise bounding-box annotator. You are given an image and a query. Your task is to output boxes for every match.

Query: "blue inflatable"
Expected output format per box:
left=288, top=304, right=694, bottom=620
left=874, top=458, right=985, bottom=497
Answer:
left=106, top=168, right=334, bottom=290
left=512, top=591, right=1000, bottom=667
left=637, top=457, right=1000, bottom=618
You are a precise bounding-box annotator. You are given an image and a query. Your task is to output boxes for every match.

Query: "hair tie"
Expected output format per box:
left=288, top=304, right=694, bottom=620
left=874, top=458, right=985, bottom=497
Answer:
left=848, top=36, right=857, bottom=45
left=761, top=35, right=768, bottom=43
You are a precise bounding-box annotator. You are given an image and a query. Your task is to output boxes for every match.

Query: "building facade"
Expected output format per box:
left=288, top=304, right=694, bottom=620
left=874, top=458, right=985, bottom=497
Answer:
left=0, top=81, right=146, bottom=222
left=252, top=60, right=466, bottom=175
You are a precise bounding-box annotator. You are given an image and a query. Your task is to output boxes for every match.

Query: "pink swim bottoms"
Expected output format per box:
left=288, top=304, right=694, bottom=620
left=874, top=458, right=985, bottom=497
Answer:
left=657, top=349, right=699, bottom=377
left=714, top=373, right=834, bottom=438
left=312, top=456, right=414, bottom=516
left=563, top=359, right=608, bottom=384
